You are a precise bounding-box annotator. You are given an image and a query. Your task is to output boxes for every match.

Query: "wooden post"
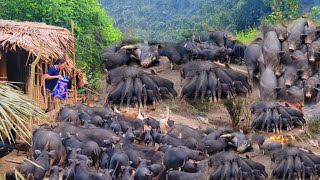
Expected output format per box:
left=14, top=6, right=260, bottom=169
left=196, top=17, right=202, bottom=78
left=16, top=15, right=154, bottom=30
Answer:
left=0, top=51, right=8, bottom=81
left=70, top=20, right=77, bottom=103
left=28, top=44, right=43, bottom=97
left=71, top=20, right=75, bottom=64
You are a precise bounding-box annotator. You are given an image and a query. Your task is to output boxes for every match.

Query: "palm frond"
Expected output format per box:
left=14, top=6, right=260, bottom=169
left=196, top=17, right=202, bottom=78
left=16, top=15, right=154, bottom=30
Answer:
left=0, top=82, right=47, bottom=143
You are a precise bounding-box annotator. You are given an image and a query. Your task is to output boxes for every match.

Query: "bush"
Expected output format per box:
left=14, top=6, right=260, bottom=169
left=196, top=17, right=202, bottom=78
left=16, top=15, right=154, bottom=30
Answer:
left=223, top=98, right=243, bottom=127
left=309, top=117, right=320, bottom=135
left=235, top=27, right=261, bottom=45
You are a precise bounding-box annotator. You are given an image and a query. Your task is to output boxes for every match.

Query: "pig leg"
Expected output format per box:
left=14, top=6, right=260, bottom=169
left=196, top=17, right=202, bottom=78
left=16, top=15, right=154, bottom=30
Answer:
left=275, top=115, right=279, bottom=134
left=209, top=96, right=213, bottom=103
left=272, top=159, right=286, bottom=179
left=126, top=92, right=133, bottom=109
left=261, top=116, right=268, bottom=132
left=212, top=84, right=217, bottom=102
left=279, top=117, right=284, bottom=133
left=142, top=86, right=147, bottom=109
left=169, top=88, right=178, bottom=98
left=250, top=112, right=265, bottom=131
left=231, top=161, right=240, bottom=180
left=247, top=67, right=255, bottom=86
left=222, top=161, right=231, bottom=180
left=217, top=80, right=222, bottom=101
left=266, top=119, right=271, bottom=132
left=209, top=165, right=223, bottom=179
left=294, top=156, right=302, bottom=180
left=301, top=162, right=306, bottom=180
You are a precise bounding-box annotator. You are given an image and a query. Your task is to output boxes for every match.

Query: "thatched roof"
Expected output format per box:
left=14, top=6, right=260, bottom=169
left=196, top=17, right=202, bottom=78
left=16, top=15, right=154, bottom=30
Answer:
left=0, top=20, right=86, bottom=84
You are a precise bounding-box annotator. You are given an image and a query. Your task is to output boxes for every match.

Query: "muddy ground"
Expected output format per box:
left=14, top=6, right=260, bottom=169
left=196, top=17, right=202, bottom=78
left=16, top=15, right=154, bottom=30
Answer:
left=1, top=57, right=320, bottom=179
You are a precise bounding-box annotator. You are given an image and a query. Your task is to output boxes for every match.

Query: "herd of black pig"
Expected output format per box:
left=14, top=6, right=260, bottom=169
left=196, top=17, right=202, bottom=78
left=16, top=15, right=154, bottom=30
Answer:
left=246, top=18, right=320, bottom=105
left=4, top=103, right=320, bottom=180
left=103, top=18, right=320, bottom=106
left=101, top=31, right=245, bottom=70
left=105, top=61, right=252, bottom=108
left=4, top=18, right=320, bottom=180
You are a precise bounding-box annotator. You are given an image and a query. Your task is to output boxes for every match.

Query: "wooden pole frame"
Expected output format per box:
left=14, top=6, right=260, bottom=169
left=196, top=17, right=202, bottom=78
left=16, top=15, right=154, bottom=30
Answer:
left=28, top=44, right=43, bottom=97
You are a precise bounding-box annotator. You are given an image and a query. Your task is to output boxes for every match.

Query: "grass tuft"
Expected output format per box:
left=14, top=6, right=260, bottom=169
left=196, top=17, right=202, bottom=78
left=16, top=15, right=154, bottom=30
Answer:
left=235, top=27, right=261, bottom=45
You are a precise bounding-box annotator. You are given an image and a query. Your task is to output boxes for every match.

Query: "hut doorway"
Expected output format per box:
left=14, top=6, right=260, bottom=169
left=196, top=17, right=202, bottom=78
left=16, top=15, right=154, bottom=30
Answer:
left=5, top=49, right=29, bottom=91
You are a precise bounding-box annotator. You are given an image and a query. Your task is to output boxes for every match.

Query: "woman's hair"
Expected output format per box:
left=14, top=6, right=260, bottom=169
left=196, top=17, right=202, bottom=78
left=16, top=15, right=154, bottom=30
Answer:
left=53, top=58, right=65, bottom=65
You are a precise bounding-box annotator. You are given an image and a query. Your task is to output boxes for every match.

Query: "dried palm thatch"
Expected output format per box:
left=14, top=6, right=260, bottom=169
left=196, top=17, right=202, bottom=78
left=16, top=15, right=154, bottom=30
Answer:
left=0, top=20, right=85, bottom=83
left=0, top=82, right=46, bottom=143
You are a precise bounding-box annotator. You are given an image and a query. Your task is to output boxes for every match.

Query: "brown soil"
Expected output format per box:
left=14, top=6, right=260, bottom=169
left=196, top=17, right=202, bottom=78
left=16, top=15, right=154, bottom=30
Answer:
left=2, top=57, right=320, bottom=179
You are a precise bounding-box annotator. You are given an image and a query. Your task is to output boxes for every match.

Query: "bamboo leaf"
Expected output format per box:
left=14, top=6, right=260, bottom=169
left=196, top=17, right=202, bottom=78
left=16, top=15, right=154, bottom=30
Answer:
left=0, top=82, right=47, bottom=143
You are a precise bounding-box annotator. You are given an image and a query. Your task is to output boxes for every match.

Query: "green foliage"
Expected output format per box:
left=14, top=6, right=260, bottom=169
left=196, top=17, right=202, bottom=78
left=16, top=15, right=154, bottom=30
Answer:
left=262, top=0, right=299, bottom=23
left=235, top=27, right=261, bottom=45
left=223, top=98, right=244, bottom=127
left=309, top=6, right=320, bottom=19
left=0, top=82, right=46, bottom=143
left=0, top=0, right=121, bottom=88
left=309, top=116, right=320, bottom=135
left=99, top=0, right=271, bottom=42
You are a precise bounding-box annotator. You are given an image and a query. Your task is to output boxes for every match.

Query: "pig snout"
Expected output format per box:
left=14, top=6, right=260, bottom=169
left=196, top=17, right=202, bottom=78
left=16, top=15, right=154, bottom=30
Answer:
left=278, top=36, right=284, bottom=42
left=141, top=59, right=152, bottom=68
left=305, top=92, right=312, bottom=98
left=285, top=83, right=292, bottom=88
left=305, top=40, right=312, bottom=45
left=275, top=72, right=281, bottom=78
left=309, top=56, right=316, bottom=62
left=301, top=74, right=308, bottom=80
left=288, top=45, right=295, bottom=52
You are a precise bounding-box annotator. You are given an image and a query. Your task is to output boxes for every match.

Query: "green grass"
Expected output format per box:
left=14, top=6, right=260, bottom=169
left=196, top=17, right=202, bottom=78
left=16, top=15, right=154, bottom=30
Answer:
left=308, top=116, right=320, bottom=137
left=235, top=27, right=261, bottom=45
left=157, top=99, right=223, bottom=117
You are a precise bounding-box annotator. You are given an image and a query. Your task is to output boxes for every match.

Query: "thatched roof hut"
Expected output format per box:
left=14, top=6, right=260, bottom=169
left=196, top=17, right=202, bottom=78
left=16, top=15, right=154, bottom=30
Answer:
left=0, top=20, right=87, bottom=110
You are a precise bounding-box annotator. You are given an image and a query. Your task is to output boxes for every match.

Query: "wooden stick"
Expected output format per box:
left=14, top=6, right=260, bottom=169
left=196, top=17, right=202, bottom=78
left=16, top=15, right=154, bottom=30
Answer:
left=5, top=160, right=22, bottom=164
left=28, top=43, right=43, bottom=97
left=212, top=61, right=248, bottom=76
left=86, top=88, right=100, bottom=96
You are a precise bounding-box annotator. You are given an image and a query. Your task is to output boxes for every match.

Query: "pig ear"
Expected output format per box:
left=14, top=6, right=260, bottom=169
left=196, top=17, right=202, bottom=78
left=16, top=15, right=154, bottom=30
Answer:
left=32, top=124, right=40, bottom=133
left=66, top=147, right=72, bottom=152
left=34, top=150, right=41, bottom=156
left=314, top=87, right=320, bottom=92
left=121, top=166, right=126, bottom=171
left=68, top=159, right=73, bottom=163
left=48, top=150, right=56, bottom=157
left=278, top=51, right=285, bottom=56
left=75, top=159, right=80, bottom=165
left=316, top=29, right=320, bottom=37
left=286, top=90, right=293, bottom=95
left=66, top=132, right=72, bottom=138
left=301, top=34, right=307, bottom=40
left=58, top=167, right=63, bottom=172
left=50, top=123, right=58, bottom=129
left=297, top=69, right=304, bottom=74
left=225, top=63, right=231, bottom=69
left=76, top=148, right=81, bottom=153
left=290, top=54, right=297, bottom=60
left=150, top=69, right=156, bottom=75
